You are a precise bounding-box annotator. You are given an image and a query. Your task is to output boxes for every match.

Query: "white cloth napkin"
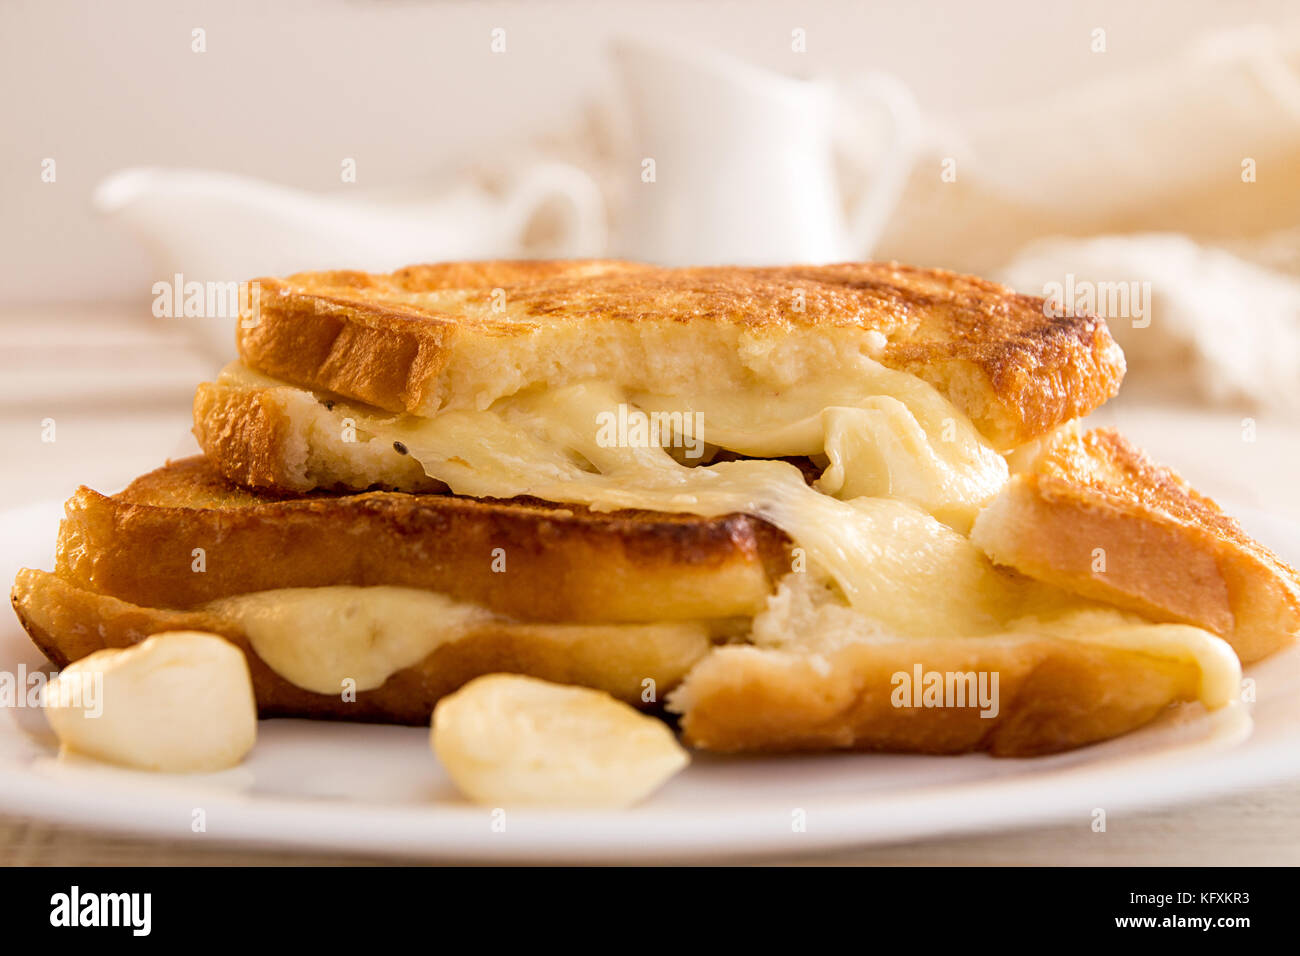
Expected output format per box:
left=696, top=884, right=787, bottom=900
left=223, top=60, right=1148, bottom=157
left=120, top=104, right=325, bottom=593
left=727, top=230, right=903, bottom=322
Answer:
left=875, top=25, right=1300, bottom=277
left=996, top=234, right=1300, bottom=412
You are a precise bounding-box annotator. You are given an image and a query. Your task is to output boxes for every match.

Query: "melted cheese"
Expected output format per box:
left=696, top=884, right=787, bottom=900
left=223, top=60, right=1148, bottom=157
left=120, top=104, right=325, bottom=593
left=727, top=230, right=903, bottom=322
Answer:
left=219, top=361, right=1241, bottom=709
left=209, top=585, right=721, bottom=696
left=214, top=587, right=492, bottom=694
left=754, top=574, right=1241, bottom=709
left=212, top=579, right=1239, bottom=710
left=317, top=374, right=1015, bottom=632
left=219, top=358, right=1008, bottom=532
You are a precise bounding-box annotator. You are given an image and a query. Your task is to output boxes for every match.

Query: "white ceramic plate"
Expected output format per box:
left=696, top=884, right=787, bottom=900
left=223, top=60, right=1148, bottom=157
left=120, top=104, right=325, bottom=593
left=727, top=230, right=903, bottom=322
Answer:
left=2, top=499, right=1298, bottom=863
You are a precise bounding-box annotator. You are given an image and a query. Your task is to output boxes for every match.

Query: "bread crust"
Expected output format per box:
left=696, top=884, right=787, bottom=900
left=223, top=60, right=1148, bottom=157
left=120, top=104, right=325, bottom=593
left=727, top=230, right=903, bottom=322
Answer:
left=55, top=457, right=789, bottom=622
left=12, top=570, right=712, bottom=723
left=235, top=260, right=1125, bottom=448
left=670, top=638, right=1203, bottom=756
left=192, top=375, right=442, bottom=494
left=971, top=427, right=1300, bottom=663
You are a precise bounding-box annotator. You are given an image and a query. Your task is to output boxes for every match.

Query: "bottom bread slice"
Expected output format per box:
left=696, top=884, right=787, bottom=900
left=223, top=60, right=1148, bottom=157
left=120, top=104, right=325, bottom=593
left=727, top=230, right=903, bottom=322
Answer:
left=13, top=569, right=1224, bottom=756
left=669, top=639, right=1203, bottom=757
left=11, top=569, right=716, bottom=724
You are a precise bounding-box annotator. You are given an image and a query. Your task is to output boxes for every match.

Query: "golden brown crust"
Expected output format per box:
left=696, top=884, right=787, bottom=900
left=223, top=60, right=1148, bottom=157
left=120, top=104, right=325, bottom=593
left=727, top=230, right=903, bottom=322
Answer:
left=236, top=259, right=1125, bottom=447
left=11, top=570, right=711, bottom=723
left=190, top=374, right=299, bottom=492
left=671, top=639, right=1202, bottom=757
left=238, top=259, right=649, bottom=418
left=192, top=377, right=443, bottom=493
left=971, top=427, right=1300, bottom=663
left=286, top=259, right=647, bottom=295
left=54, top=457, right=789, bottom=623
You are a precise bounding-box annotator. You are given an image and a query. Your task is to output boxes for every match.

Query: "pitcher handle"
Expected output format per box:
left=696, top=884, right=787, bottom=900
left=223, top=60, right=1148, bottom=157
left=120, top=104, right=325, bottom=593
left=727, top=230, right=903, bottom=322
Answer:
left=838, top=72, right=922, bottom=259
left=501, top=162, right=608, bottom=257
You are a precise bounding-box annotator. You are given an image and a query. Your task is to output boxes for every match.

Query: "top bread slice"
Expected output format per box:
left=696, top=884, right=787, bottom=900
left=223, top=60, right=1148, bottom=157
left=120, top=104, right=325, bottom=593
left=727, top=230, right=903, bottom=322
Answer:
left=971, top=426, right=1300, bottom=663
left=235, top=259, right=1126, bottom=449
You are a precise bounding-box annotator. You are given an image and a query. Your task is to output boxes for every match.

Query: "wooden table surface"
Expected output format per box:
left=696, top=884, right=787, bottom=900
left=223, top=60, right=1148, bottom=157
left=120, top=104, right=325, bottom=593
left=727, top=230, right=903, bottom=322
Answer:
left=1, top=304, right=1297, bottom=867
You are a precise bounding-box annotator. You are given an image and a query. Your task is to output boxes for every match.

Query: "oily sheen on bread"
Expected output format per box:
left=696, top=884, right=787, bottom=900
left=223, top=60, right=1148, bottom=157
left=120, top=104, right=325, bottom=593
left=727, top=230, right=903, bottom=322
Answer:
left=971, top=426, right=1300, bottom=663
left=235, top=260, right=1126, bottom=449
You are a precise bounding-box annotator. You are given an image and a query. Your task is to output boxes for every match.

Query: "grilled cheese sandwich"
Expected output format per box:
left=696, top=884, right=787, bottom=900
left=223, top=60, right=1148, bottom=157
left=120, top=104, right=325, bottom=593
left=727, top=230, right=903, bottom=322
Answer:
left=16, top=259, right=1300, bottom=757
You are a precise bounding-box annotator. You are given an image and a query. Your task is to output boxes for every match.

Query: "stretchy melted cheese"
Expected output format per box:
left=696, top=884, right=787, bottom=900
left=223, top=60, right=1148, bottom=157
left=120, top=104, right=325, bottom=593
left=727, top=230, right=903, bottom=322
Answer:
left=218, top=358, right=1008, bottom=531
left=215, top=362, right=1241, bottom=709
left=385, top=378, right=1014, bottom=634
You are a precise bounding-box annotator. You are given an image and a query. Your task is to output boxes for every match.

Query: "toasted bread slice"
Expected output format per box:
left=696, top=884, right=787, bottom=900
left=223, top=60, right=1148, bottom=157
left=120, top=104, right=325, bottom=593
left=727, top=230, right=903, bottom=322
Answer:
left=12, top=570, right=715, bottom=722
left=192, top=369, right=445, bottom=493
left=669, top=638, right=1204, bottom=756
left=236, top=260, right=1125, bottom=449
left=13, top=569, right=1227, bottom=755
left=55, top=457, right=790, bottom=622
left=971, top=427, right=1300, bottom=663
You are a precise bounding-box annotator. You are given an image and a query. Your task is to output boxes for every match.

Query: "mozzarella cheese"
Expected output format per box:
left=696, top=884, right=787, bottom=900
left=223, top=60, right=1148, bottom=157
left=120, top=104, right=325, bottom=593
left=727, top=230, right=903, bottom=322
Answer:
left=218, top=361, right=1241, bottom=710
left=213, top=587, right=492, bottom=695
left=208, top=585, right=720, bottom=697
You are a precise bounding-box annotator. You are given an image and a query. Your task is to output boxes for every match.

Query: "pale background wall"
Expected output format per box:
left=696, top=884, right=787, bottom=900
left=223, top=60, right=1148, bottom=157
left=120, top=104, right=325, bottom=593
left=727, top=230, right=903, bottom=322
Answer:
left=3, top=0, right=1295, bottom=304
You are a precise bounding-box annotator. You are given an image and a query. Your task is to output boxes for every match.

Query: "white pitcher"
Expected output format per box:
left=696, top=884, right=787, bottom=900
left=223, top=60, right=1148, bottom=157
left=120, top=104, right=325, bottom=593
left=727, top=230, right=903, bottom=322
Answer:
left=612, top=36, right=921, bottom=265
